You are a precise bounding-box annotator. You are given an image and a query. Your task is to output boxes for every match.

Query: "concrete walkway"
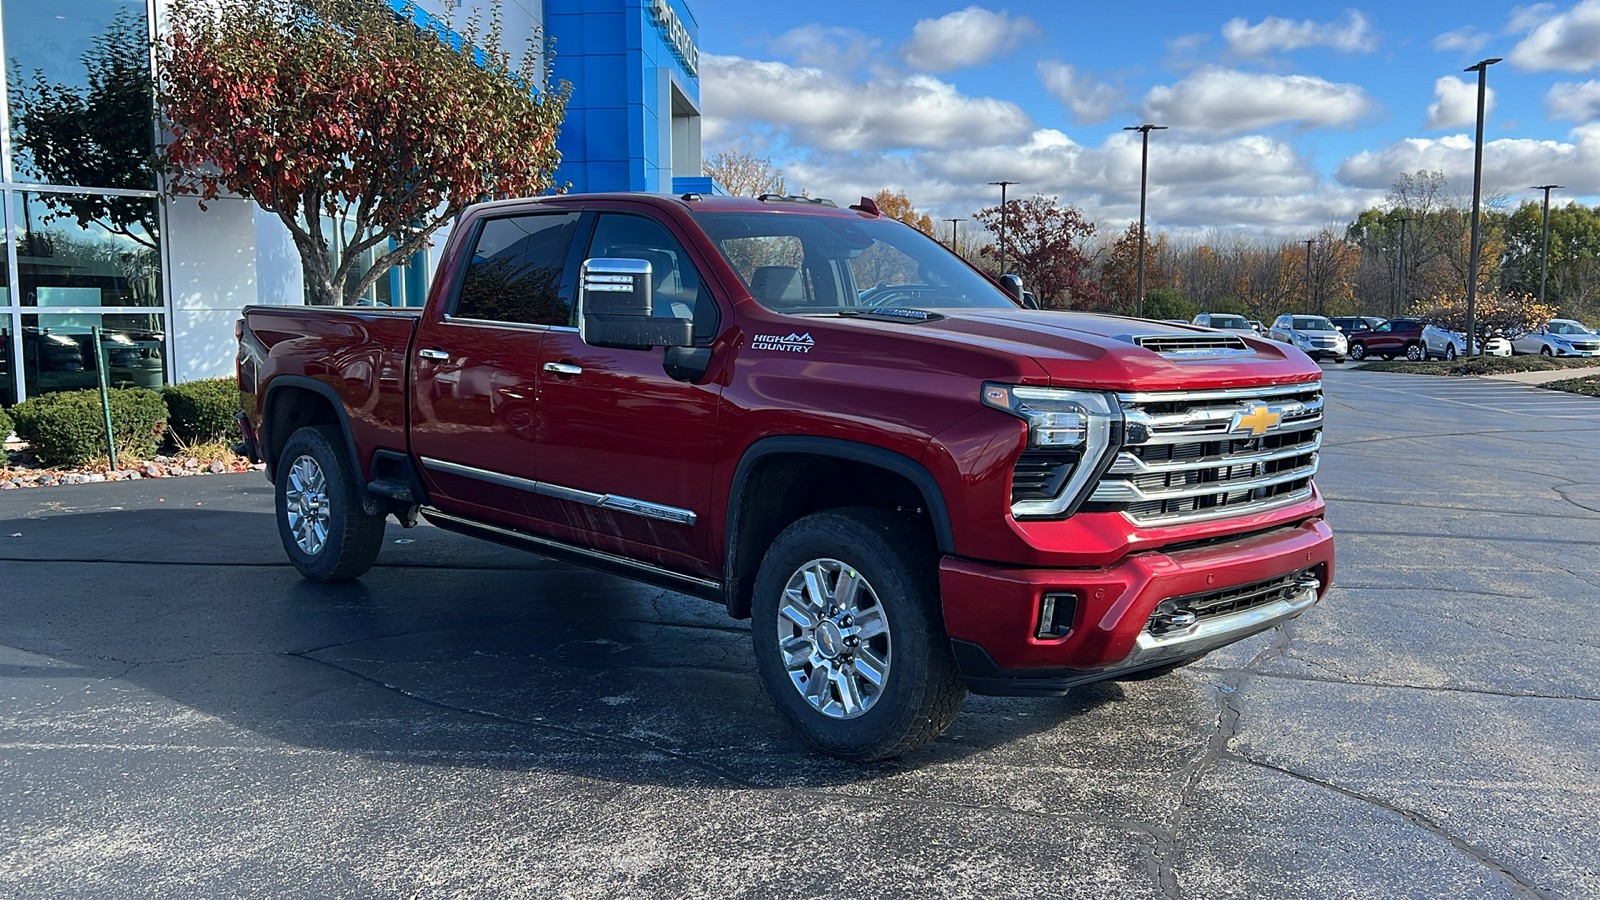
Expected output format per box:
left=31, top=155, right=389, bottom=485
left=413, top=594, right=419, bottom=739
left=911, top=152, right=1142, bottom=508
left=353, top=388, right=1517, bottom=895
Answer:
left=1484, top=362, right=1600, bottom=384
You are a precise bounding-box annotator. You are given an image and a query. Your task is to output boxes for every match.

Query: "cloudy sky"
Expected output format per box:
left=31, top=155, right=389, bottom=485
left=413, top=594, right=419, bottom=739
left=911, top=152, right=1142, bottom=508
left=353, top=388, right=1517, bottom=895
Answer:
left=690, top=1, right=1600, bottom=241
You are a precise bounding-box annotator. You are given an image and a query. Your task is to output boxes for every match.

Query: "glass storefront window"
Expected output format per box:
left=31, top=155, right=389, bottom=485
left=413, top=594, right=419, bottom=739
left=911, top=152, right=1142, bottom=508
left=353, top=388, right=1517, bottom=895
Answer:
left=15, top=191, right=162, bottom=307
left=4, top=0, right=156, bottom=190
left=1, top=321, right=13, bottom=408
left=21, top=312, right=165, bottom=397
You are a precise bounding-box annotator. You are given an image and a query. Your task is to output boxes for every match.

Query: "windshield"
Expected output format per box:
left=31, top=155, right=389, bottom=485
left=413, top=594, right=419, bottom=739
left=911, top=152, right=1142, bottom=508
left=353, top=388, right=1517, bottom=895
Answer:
left=1208, top=315, right=1250, bottom=328
left=1292, top=317, right=1335, bottom=331
left=689, top=211, right=1017, bottom=313
left=1549, top=321, right=1595, bottom=335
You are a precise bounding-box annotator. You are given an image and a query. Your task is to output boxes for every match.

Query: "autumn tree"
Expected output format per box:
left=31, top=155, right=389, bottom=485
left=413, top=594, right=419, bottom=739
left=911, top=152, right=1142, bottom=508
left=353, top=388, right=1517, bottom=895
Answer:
left=1097, top=224, right=1171, bottom=314
left=973, top=195, right=1104, bottom=309
left=703, top=149, right=787, bottom=197
left=9, top=9, right=159, bottom=250
left=1500, top=200, right=1600, bottom=320
left=873, top=189, right=935, bottom=235
left=156, top=0, right=568, bottom=305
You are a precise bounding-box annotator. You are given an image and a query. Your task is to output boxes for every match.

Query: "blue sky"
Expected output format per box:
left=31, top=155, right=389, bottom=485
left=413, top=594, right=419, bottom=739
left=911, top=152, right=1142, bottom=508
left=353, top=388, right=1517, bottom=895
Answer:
left=688, top=1, right=1600, bottom=240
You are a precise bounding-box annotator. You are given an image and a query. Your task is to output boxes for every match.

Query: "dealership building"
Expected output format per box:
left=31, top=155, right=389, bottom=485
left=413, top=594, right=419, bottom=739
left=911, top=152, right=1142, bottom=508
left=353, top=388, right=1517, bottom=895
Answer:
left=0, top=0, right=711, bottom=407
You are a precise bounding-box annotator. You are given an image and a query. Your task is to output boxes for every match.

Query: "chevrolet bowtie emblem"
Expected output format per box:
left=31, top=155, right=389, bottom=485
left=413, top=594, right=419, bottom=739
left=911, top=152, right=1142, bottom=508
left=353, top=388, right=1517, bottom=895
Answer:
left=1231, top=404, right=1282, bottom=436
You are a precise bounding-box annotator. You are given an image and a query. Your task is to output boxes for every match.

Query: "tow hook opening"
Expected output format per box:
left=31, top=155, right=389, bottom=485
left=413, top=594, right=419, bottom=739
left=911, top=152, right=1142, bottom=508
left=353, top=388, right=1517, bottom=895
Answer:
left=1148, top=606, right=1199, bottom=635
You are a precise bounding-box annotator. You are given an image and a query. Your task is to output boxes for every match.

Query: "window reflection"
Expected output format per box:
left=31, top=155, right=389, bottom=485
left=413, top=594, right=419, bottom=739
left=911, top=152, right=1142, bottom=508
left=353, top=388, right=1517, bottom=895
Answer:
left=5, top=2, right=156, bottom=190
left=21, top=313, right=165, bottom=397
left=0, top=322, right=13, bottom=408
left=16, top=192, right=162, bottom=307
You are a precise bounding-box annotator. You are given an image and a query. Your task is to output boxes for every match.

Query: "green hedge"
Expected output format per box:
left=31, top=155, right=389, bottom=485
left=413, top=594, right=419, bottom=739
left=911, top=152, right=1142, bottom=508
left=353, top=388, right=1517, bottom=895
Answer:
left=163, top=377, right=242, bottom=444
left=10, top=388, right=168, bottom=467
left=0, top=404, right=13, bottom=441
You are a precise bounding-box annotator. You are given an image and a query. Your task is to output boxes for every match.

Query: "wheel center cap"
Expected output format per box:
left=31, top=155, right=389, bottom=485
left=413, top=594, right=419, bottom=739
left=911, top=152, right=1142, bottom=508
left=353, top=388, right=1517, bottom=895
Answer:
left=815, top=620, right=844, bottom=659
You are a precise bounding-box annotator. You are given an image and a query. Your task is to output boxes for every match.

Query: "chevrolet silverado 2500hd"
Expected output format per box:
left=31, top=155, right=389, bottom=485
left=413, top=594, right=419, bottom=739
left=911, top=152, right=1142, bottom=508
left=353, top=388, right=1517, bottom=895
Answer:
left=237, top=192, right=1334, bottom=760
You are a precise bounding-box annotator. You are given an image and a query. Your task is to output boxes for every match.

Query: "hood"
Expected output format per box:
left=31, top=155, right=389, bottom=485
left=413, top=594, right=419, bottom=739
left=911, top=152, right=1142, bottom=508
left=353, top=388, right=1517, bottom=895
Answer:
left=822, top=308, right=1322, bottom=392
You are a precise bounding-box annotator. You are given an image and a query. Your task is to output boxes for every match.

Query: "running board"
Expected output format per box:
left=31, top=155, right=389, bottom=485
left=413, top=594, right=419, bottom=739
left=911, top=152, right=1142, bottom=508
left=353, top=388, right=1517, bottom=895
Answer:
left=419, top=509, right=724, bottom=603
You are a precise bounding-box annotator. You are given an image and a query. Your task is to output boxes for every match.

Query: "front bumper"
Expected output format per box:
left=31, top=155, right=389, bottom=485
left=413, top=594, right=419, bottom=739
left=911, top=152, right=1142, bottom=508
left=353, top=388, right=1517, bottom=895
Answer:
left=941, top=517, right=1334, bottom=695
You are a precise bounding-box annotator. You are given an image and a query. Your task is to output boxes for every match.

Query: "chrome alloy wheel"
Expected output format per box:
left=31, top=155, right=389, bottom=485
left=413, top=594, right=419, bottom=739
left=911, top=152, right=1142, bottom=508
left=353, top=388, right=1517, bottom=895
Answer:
left=284, top=454, right=331, bottom=556
left=776, top=558, right=892, bottom=720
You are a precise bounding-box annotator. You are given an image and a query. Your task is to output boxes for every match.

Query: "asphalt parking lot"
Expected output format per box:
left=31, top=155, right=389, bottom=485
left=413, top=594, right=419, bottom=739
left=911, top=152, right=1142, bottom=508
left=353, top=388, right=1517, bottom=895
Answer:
left=2, top=366, right=1598, bottom=899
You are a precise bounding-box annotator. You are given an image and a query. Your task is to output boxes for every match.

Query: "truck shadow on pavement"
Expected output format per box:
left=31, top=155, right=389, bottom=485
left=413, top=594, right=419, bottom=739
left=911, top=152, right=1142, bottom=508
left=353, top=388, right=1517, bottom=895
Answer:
left=2, top=505, right=1159, bottom=788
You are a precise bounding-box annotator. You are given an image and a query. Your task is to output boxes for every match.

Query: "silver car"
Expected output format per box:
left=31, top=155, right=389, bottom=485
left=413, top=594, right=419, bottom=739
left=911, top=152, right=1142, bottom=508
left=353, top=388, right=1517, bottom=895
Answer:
left=1511, top=319, right=1600, bottom=356
left=1269, top=314, right=1347, bottom=361
left=1191, top=312, right=1257, bottom=333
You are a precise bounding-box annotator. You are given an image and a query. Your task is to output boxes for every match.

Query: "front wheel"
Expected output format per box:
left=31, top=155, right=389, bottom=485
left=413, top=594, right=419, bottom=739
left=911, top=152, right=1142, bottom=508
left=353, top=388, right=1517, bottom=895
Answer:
left=275, top=425, right=386, bottom=582
left=1540, top=346, right=1554, bottom=357
left=1446, top=344, right=1457, bottom=361
left=751, top=508, right=965, bottom=761
left=1405, top=342, right=1425, bottom=361
left=1349, top=342, right=1367, bottom=361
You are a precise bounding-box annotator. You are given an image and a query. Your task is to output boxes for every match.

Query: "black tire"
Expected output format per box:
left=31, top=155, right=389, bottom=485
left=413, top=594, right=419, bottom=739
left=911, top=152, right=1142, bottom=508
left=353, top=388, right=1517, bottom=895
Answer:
left=1540, top=346, right=1553, bottom=357
left=1446, top=344, right=1457, bottom=361
left=275, top=425, right=386, bottom=582
left=751, top=507, right=964, bottom=761
left=1405, top=342, right=1425, bottom=361
left=1349, top=342, right=1367, bottom=361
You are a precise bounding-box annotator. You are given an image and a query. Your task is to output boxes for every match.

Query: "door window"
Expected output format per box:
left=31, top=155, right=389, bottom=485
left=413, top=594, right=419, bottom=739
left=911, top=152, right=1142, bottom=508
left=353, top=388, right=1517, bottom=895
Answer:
left=452, top=213, right=580, bottom=325
left=584, top=214, right=719, bottom=343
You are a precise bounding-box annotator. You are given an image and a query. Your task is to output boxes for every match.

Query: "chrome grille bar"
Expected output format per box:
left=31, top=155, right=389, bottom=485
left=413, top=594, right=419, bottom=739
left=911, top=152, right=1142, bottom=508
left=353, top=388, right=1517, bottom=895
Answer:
left=1091, top=459, right=1317, bottom=503
left=1107, top=432, right=1322, bottom=475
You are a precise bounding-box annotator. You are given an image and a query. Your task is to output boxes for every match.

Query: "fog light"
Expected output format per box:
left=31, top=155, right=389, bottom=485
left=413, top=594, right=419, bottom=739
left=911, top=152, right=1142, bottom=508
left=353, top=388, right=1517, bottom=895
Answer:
left=1036, top=592, right=1078, bottom=639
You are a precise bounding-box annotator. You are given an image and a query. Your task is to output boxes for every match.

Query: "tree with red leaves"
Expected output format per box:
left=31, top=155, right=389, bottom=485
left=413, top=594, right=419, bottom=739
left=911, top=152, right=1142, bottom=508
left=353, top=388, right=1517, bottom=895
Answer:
left=156, top=0, right=569, bottom=305
left=974, top=195, right=1104, bottom=309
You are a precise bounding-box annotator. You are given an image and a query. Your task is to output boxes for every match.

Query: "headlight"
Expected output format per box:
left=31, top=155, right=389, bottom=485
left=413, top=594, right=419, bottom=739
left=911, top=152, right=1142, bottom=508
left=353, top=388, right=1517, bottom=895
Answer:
left=982, top=383, right=1121, bottom=519
left=1291, top=332, right=1312, bottom=347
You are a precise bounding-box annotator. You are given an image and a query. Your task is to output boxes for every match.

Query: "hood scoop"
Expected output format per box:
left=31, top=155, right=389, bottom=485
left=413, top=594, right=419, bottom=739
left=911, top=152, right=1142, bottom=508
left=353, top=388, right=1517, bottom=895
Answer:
left=1126, top=333, right=1252, bottom=359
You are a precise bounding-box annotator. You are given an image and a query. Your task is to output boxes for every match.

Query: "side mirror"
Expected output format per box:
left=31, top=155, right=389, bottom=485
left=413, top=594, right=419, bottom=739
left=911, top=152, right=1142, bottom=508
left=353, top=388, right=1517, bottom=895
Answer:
left=579, top=258, right=692, bottom=350
left=1000, top=273, right=1024, bottom=300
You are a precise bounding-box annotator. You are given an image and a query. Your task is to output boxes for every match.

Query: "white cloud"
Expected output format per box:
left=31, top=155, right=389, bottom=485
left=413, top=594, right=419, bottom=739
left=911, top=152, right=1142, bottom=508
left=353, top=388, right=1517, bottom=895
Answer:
left=1336, top=125, right=1600, bottom=194
left=1427, top=76, right=1496, bottom=129
left=1221, top=10, right=1376, bottom=57
left=1037, top=62, right=1122, bottom=125
left=770, top=25, right=881, bottom=71
left=1546, top=80, right=1600, bottom=120
left=1142, top=68, right=1376, bottom=136
left=1508, top=0, right=1600, bottom=71
left=700, top=54, right=1034, bottom=153
left=899, top=6, right=1038, bottom=72
left=1432, top=27, right=1491, bottom=52
left=1507, top=4, right=1558, bottom=32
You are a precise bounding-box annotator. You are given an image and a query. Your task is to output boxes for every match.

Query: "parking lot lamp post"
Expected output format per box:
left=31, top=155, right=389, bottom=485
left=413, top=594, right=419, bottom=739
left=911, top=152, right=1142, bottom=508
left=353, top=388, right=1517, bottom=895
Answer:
left=1123, top=124, right=1166, bottom=317
left=1302, top=238, right=1315, bottom=311
left=1464, top=57, right=1501, bottom=355
left=988, top=181, right=1018, bottom=276
left=945, top=217, right=965, bottom=256
left=1397, top=216, right=1414, bottom=317
left=1532, top=184, right=1562, bottom=307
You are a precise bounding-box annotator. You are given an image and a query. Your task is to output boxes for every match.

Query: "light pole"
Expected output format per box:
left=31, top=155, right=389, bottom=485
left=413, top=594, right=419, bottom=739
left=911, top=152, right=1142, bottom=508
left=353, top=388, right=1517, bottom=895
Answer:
left=988, top=181, right=1018, bottom=276
left=944, top=217, right=965, bottom=256
left=1396, top=216, right=1414, bottom=317
left=1464, top=57, right=1501, bottom=355
left=1531, top=184, right=1562, bottom=307
left=1124, top=124, right=1167, bottom=317
left=1302, top=238, right=1315, bottom=312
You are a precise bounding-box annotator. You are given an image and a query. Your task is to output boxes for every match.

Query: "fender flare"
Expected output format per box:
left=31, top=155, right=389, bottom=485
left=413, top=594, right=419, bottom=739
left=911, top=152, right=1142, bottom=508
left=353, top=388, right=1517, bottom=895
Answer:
left=721, top=435, right=955, bottom=617
left=261, top=375, right=381, bottom=514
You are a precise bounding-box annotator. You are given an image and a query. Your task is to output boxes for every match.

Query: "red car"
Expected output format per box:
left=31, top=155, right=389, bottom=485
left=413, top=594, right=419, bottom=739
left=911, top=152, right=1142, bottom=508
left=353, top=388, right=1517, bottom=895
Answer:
left=1346, top=317, right=1427, bottom=361
left=237, top=193, right=1334, bottom=760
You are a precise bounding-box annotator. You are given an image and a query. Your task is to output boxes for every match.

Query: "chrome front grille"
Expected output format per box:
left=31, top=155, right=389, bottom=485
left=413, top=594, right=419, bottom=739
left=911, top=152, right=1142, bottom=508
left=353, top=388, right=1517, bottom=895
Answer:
left=1088, top=381, right=1323, bottom=527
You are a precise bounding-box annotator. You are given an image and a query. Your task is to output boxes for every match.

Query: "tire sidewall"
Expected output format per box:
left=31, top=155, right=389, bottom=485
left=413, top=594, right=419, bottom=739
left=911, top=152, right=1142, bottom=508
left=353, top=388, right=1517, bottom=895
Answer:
left=751, top=509, right=948, bottom=760
left=1350, top=342, right=1366, bottom=360
left=274, top=425, right=370, bottom=581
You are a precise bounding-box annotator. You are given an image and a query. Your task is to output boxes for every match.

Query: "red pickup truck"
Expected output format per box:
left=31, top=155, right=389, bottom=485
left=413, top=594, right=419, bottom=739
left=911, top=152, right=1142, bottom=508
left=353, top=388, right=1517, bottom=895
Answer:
left=237, top=192, right=1334, bottom=760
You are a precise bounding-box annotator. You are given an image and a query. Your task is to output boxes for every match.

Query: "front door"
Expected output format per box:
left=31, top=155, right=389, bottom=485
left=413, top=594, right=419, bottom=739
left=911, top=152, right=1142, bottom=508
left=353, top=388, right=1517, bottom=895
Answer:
left=408, top=211, right=582, bottom=528
left=527, top=210, right=725, bottom=576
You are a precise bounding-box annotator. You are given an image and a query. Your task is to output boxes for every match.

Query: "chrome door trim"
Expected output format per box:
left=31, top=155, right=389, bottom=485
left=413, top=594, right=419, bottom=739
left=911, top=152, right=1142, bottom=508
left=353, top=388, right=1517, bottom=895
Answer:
left=419, top=457, right=698, bottom=526
left=417, top=348, right=450, bottom=361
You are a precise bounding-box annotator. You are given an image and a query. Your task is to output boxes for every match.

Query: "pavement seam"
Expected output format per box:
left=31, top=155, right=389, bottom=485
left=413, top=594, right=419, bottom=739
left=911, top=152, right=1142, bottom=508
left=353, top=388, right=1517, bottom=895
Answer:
left=1227, top=754, right=1552, bottom=900
left=1188, top=666, right=1600, bottom=704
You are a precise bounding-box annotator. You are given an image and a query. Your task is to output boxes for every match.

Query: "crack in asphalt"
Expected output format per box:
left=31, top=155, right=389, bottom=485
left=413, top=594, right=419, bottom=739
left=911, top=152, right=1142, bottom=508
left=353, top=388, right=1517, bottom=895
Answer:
left=1188, top=665, right=1600, bottom=704
left=1334, top=528, right=1600, bottom=547
left=1321, top=497, right=1600, bottom=520
left=1229, top=755, right=1553, bottom=899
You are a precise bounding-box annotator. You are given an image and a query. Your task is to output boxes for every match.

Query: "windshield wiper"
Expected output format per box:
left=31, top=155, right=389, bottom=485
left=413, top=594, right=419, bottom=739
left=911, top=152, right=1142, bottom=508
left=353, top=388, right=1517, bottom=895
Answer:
left=837, top=308, right=946, bottom=323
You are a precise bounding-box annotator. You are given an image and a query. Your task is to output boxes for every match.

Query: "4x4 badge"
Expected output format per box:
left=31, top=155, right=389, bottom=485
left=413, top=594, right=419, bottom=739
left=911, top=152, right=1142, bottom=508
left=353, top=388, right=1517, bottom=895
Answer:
left=1230, top=404, right=1282, bottom=436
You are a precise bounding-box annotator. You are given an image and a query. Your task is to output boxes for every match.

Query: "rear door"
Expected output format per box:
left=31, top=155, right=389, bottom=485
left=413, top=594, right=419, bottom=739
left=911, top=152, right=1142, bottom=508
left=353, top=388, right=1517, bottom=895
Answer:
left=526, top=207, right=727, bottom=576
left=408, top=210, right=583, bottom=526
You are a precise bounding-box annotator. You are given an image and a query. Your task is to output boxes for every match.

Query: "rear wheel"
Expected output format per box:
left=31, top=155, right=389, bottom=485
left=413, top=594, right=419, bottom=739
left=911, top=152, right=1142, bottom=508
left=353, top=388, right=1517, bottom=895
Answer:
left=1446, top=344, right=1457, bottom=361
left=1349, top=342, right=1367, bottom=361
left=751, top=507, right=964, bottom=761
left=275, top=425, right=386, bottom=582
left=1405, top=342, right=1425, bottom=361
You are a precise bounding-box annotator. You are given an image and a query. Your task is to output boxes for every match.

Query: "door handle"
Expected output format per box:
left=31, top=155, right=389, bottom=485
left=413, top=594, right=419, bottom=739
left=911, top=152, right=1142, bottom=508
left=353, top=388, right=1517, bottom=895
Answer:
left=543, top=362, right=582, bottom=376
left=418, top=348, right=449, bottom=361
